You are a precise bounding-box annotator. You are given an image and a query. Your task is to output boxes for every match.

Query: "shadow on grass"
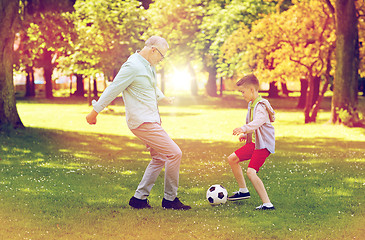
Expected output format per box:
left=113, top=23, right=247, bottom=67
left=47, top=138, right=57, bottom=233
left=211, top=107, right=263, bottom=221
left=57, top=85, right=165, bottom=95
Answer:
left=0, top=127, right=364, bottom=238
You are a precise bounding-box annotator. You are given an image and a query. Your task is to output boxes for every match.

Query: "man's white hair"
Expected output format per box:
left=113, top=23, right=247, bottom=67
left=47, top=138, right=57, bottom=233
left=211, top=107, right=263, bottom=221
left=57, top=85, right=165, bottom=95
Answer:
left=145, top=36, right=169, bottom=50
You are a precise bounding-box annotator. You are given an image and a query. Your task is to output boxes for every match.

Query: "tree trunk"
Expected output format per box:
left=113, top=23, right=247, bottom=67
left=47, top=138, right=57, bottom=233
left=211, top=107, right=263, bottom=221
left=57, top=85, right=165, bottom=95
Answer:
left=304, top=75, right=321, bottom=123
left=206, top=66, right=218, bottom=97
left=88, top=76, right=92, bottom=106
left=73, top=74, right=85, bottom=97
left=331, top=0, right=359, bottom=125
left=310, top=46, right=335, bottom=122
left=297, top=78, right=308, bottom=109
left=304, top=77, right=313, bottom=123
left=93, top=76, right=98, bottom=97
left=310, top=78, right=330, bottom=122
left=25, top=65, right=35, bottom=97
left=219, top=77, right=223, bottom=97
left=312, top=76, right=320, bottom=106
left=0, top=0, right=24, bottom=129
left=188, top=61, right=198, bottom=96
left=268, top=81, right=279, bottom=98
left=281, top=82, right=289, bottom=96
left=42, top=50, right=54, bottom=99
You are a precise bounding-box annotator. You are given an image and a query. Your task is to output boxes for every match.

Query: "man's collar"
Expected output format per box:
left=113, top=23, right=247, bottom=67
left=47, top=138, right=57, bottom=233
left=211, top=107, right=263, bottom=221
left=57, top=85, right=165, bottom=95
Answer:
left=135, top=50, right=152, bottom=67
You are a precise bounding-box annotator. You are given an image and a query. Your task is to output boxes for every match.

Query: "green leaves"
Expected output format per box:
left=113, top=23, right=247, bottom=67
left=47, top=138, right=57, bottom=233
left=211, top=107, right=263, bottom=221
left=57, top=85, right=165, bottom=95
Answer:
left=219, top=0, right=337, bottom=82
left=61, top=0, right=146, bottom=76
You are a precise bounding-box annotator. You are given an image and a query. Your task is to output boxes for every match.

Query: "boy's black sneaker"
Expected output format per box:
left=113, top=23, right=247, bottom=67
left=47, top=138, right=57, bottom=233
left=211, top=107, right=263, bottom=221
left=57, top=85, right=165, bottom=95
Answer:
left=227, top=191, right=251, bottom=201
left=255, top=204, right=275, bottom=210
left=129, top=196, right=152, bottom=209
left=162, top=197, right=191, bottom=210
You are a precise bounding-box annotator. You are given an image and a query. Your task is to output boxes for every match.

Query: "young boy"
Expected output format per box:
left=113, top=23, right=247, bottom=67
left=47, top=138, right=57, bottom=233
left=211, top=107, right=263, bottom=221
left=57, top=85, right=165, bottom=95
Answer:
left=227, top=74, right=276, bottom=210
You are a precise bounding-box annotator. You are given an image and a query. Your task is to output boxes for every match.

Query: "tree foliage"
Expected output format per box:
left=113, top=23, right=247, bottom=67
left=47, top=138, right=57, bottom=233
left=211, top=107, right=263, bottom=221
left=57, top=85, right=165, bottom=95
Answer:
left=221, top=0, right=359, bottom=124
left=59, top=0, right=147, bottom=79
left=146, top=0, right=205, bottom=95
left=220, top=0, right=364, bottom=125
left=221, top=0, right=335, bottom=81
left=16, top=12, right=76, bottom=98
left=197, top=0, right=274, bottom=96
left=3, top=0, right=365, bottom=130
left=0, top=0, right=75, bottom=129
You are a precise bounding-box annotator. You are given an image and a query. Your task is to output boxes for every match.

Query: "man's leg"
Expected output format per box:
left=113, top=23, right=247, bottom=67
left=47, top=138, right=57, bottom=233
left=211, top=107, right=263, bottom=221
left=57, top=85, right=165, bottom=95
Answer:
left=131, top=123, right=182, bottom=201
left=133, top=147, right=166, bottom=200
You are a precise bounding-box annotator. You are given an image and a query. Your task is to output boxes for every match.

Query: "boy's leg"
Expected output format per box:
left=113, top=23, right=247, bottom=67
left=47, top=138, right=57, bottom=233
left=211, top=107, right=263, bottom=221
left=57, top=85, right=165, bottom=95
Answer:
left=247, top=167, right=271, bottom=204
left=227, top=143, right=255, bottom=200
left=227, top=153, right=247, bottom=189
left=228, top=142, right=255, bottom=188
left=246, top=149, right=272, bottom=206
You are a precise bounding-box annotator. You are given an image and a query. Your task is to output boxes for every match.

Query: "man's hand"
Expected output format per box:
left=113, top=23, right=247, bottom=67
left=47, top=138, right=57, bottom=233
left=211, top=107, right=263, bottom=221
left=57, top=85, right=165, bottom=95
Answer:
left=162, top=96, right=175, bottom=104
left=233, top=127, right=244, bottom=136
left=86, top=109, right=98, bottom=125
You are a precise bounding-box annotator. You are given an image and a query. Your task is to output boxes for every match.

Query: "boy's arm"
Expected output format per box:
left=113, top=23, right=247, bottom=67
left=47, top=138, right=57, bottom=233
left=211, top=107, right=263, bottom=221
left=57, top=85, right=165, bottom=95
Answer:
left=241, top=104, right=268, bottom=133
left=233, top=104, right=268, bottom=135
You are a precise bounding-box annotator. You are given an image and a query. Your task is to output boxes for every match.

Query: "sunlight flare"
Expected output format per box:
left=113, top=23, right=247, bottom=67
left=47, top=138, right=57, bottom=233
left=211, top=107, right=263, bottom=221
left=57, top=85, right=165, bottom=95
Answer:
left=170, top=69, right=191, bottom=91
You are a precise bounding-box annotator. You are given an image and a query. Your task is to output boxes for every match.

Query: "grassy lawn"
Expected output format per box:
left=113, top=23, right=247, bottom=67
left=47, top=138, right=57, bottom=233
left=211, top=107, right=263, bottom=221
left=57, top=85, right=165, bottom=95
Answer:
left=1, top=95, right=364, bottom=239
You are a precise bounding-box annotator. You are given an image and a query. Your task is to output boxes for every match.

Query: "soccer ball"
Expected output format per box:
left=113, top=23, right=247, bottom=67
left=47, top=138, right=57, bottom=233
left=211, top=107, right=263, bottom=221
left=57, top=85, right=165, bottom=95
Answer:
left=206, top=184, right=228, bottom=205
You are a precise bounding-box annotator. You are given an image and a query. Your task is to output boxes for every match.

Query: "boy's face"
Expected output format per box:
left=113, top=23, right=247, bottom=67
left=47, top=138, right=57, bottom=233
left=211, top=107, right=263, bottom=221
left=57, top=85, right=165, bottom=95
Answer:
left=238, top=84, right=255, bottom=103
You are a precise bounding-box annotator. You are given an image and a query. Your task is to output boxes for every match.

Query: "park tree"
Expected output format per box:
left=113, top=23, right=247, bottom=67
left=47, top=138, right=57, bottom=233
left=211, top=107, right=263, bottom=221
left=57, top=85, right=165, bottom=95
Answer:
left=358, top=1, right=365, bottom=78
left=0, top=0, right=75, bottom=130
left=329, top=0, right=364, bottom=127
left=13, top=28, right=37, bottom=97
left=220, top=0, right=336, bottom=123
left=196, top=0, right=274, bottom=97
left=1, top=0, right=24, bottom=129
left=17, top=11, right=76, bottom=99
left=58, top=0, right=146, bottom=97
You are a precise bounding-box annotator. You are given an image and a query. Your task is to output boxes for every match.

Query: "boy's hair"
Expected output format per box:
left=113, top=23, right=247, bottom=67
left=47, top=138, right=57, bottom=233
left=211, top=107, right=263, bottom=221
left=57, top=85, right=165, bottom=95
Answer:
left=236, top=74, right=259, bottom=90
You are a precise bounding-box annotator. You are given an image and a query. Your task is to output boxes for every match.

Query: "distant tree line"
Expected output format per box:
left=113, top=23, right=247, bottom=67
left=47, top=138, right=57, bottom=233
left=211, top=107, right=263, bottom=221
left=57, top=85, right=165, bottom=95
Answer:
left=0, top=0, right=364, bottom=130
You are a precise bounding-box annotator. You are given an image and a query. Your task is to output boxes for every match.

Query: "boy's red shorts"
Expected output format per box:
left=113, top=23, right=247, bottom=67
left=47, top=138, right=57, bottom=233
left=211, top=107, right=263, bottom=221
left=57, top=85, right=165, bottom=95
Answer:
left=234, top=142, right=270, bottom=172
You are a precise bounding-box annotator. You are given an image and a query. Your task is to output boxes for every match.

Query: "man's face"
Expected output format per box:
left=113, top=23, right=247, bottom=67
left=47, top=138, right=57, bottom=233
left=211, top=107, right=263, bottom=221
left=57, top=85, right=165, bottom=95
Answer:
left=151, top=46, right=167, bottom=66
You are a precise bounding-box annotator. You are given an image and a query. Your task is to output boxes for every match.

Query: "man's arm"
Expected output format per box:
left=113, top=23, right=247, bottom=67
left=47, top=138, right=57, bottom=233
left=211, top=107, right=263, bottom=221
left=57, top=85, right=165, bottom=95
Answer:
left=86, top=63, right=136, bottom=125
left=93, top=63, right=137, bottom=113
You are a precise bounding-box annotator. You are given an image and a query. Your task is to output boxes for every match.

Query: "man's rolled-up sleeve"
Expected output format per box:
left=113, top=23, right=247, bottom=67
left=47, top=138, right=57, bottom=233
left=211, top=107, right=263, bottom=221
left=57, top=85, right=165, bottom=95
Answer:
left=155, top=87, right=165, bottom=102
left=93, top=63, right=136, bottom=113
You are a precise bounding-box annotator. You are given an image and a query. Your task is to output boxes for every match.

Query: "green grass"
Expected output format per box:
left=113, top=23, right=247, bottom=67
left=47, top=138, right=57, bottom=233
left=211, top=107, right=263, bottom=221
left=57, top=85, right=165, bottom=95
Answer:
left=1, top=95, right=364, bottom=239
